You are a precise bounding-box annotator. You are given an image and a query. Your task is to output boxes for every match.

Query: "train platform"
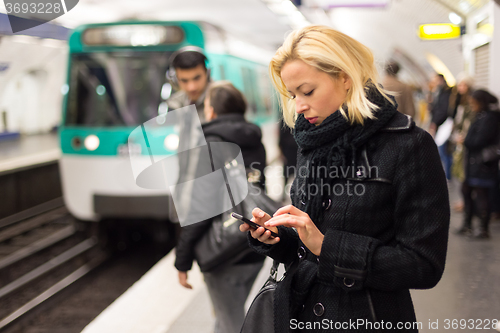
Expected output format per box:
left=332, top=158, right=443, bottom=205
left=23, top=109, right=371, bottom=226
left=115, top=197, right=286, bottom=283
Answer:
left=81, top=179, right=500, bottom=333
left=0, top=133, right=60, bottom=175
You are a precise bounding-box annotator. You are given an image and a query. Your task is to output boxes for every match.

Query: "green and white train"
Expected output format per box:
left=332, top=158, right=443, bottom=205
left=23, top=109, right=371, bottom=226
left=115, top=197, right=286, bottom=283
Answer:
left=59, top=21, right=279, bottom=222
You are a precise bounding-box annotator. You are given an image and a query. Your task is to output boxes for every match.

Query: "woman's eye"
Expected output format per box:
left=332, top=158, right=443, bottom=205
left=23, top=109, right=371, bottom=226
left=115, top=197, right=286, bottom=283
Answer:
left=304, top=90, right=314, bottom=96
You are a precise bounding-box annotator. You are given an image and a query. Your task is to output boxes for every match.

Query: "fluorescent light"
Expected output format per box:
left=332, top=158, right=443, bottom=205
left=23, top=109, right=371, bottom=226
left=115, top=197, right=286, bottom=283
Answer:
left=449, top=12, right=462, bottom=25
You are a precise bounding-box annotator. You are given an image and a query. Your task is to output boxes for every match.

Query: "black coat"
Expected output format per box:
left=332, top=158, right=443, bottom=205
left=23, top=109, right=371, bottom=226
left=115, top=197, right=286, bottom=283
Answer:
left=248, top=112, right=450, bottom=332
left=464, top=110, right=500, bottom=181
left=175, top=114, right=266, bottom=272
left=430, top=86, right=451, bottom=127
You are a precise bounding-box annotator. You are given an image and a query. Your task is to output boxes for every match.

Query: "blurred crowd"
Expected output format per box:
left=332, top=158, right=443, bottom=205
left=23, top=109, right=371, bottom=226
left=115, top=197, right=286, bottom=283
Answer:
left=383, top=61, right=500, bottom=240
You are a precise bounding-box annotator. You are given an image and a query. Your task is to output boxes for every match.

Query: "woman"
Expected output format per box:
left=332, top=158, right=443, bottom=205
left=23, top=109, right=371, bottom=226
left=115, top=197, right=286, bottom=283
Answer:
left=449, top=75, right=474, bottom=212
left=458, top=89, right=500, bottom=239
left=240, top=26, right=450, bottom=332
left=175, top=82, right=266, bottom=333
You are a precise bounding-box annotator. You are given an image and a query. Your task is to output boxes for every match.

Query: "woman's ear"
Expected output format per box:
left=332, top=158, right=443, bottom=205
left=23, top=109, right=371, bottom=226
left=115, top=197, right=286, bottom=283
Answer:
left=206, top=105, right=216, bottom=121
left=341, top=72, right=352, bottom=91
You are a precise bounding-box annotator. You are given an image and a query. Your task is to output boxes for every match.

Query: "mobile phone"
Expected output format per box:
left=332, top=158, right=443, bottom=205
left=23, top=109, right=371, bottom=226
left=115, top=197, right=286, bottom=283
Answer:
left=231, top=212, right=279, bottom=238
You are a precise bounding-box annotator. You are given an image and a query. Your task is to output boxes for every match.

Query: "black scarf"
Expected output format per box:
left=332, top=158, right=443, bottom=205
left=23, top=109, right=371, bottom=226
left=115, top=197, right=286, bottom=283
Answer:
left=293, top=84, right=397, bottom=227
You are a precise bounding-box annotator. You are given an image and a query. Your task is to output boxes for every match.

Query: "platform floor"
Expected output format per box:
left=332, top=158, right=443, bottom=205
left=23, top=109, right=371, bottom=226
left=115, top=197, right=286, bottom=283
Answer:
left=0, top=133, right=60, bottom=174
left=82, top=177, right=500, bottom=333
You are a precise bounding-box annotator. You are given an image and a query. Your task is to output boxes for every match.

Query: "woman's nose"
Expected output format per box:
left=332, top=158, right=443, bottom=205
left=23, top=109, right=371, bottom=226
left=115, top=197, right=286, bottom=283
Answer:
left=295, top=97, right=308, bottom=114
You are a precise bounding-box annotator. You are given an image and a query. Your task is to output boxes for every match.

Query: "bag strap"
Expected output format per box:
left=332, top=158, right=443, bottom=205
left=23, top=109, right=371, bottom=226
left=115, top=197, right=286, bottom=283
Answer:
left=270, top=259, right=299, bottom=283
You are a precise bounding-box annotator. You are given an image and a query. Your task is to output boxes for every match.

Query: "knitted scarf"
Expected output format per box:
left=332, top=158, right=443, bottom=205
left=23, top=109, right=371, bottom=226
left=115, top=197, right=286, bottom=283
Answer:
left=293, top=84, right=397, bottom=227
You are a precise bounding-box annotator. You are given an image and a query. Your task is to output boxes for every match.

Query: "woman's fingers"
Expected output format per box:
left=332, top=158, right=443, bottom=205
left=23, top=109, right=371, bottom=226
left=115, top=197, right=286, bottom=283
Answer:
left=239, top=223, right=250, bottom=232
left=273, top=205, right=308, bottom=217
left=251, top=207, right=271, bottom=226
left=256, top=227, right=280, bottom=244
left=265, top=214, right=304, bottom=229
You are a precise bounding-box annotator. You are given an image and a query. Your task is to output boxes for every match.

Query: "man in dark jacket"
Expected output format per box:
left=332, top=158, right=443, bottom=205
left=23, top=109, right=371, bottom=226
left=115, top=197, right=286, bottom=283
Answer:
left=175, top=82, right=266, bottom=333
left=429, top=74, right=453, bottom=180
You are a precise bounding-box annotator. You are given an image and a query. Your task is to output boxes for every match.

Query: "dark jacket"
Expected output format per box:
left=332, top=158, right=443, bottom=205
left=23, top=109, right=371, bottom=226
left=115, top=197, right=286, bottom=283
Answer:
left=248, top=112, right=450, bottom=332
left=430, top=86, right=451, bottom=127
left=175, top=114, right=266, bottom=272
left=464, top=110, right=500, bottom=181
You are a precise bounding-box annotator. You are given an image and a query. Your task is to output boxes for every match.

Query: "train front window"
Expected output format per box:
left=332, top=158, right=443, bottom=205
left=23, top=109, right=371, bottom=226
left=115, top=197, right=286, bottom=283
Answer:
left=65, top=52, right=170, bottom=126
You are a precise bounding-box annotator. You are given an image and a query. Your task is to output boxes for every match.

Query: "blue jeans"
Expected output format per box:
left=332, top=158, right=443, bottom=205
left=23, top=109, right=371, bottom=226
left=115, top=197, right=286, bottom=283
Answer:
left=204, top=261, right=264, bottom=333
left=438, top=142, right=452, bottom=180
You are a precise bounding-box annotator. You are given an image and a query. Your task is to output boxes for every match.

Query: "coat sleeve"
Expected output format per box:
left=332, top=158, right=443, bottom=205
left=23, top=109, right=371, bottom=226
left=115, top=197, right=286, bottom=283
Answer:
left=246, top=226, right=300, bottom=264
left=174, top=219, right=212, bottom=272
left=464, top=114, right=498, bottom=151
left=317, top=129, right=450, bottom=292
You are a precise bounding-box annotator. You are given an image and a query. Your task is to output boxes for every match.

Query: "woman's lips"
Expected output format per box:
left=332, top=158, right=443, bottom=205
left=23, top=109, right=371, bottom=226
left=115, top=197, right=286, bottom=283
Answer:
left=306, top=117, right=318, bottom=124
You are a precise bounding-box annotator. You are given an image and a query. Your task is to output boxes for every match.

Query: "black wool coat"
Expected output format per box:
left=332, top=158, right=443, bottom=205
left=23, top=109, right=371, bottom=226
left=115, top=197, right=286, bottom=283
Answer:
left=248, top=112, right=450, bottom=332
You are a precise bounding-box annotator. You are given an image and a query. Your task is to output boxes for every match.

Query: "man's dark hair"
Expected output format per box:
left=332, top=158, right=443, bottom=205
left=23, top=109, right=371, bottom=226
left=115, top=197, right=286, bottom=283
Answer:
left=172, top=51, right=207, bottom=70
left=385, top=61, right=400, bottom=76
left=207, top=82, right=247, bottom=116
left=437, top=74, right=448, bottom=87
left=471, top=89, right=499, bottom=111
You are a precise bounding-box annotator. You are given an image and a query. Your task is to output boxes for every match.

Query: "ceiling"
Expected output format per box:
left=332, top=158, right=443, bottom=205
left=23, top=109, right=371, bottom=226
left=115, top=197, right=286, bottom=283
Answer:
left=326, top=0, right=468, bottom=83
left=50, top=0, right=293, bottom=50
left=1, top=0, right=494, bottom=83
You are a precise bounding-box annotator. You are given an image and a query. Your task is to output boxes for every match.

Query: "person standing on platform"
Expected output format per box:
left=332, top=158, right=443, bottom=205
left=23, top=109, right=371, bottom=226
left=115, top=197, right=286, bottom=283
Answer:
left=457, top=89, right=500, bottom=239
left=382, top=61, right=415, bottom=118
left=429, top=73, right=452, bottom=180
left=175, top=82, right=266, bottom=333
left=240, top=25, right=450, bottom=333
left=449, top=75, right=474, bottom=212
left=166, top=47, right=212, bottom=222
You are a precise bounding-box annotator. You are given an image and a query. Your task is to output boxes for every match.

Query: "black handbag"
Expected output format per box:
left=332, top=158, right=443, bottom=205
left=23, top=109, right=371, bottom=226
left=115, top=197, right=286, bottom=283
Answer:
left=194, top=183, right=281, bottom=272
left=240, top=259, right=299, bottom=333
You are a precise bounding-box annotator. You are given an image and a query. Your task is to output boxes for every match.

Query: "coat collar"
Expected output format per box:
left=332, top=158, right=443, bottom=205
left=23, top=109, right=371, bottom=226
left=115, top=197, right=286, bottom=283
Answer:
left=380, top=112, right=414, bottom=132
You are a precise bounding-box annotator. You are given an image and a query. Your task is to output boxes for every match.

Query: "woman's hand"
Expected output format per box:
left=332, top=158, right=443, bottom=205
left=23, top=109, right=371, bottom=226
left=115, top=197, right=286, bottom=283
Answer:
left=178, top=271, right=193, bottom=289
left=265, top=205, right=324, bottom=256
left=239, top=207, right=280, bottom=245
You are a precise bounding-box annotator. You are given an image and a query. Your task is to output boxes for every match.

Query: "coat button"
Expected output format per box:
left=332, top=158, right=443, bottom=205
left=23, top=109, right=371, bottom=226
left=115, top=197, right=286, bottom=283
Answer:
left=344, top=278, right=355, bottom=287
left=297, top=246, right=306, bottom=259
left=322, top=198, right=332, bottom=210
left=356, top=167, right=364, bottom=177
left=470, top=158, right=475, bottom=164
left=313, top=303, right=325, bottom=317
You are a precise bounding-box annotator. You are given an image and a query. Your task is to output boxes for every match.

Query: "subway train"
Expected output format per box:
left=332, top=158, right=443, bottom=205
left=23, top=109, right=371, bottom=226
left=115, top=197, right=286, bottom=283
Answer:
left=59, top=20, right=279, bottom=223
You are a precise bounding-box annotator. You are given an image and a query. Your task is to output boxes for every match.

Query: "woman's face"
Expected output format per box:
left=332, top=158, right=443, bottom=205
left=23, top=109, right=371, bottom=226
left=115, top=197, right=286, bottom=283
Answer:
left=457, top=81, right=469, bottom=95
left=469, top=97, right=481, bottom=113
left=280, top=59, right=351, bottom=126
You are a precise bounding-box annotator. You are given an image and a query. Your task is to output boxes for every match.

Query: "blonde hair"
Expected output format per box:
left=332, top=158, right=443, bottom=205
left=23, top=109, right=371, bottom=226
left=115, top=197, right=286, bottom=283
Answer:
left=269, top=25, right=393, bottom=128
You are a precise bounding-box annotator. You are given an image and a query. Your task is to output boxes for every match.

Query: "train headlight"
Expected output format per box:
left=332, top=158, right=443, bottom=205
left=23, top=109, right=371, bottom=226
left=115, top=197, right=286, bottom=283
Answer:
left=84, top=135, right=100, bottom=151
left=164, top=134, right=179, bottom=151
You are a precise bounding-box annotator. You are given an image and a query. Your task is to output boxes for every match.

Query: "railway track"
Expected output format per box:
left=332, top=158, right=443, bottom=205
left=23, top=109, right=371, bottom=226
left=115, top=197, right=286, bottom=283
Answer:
left=0, top=201, right=107, bottom=331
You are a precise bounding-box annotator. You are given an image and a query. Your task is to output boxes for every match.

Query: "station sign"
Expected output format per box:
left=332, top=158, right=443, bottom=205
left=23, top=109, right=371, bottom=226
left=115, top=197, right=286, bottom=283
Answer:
left=418, top=23, right=462, bottom=40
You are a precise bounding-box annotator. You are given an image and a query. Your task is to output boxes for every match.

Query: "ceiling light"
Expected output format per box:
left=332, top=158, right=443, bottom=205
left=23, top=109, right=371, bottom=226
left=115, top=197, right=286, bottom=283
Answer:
left=449, top=12, right=462, bottom=25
